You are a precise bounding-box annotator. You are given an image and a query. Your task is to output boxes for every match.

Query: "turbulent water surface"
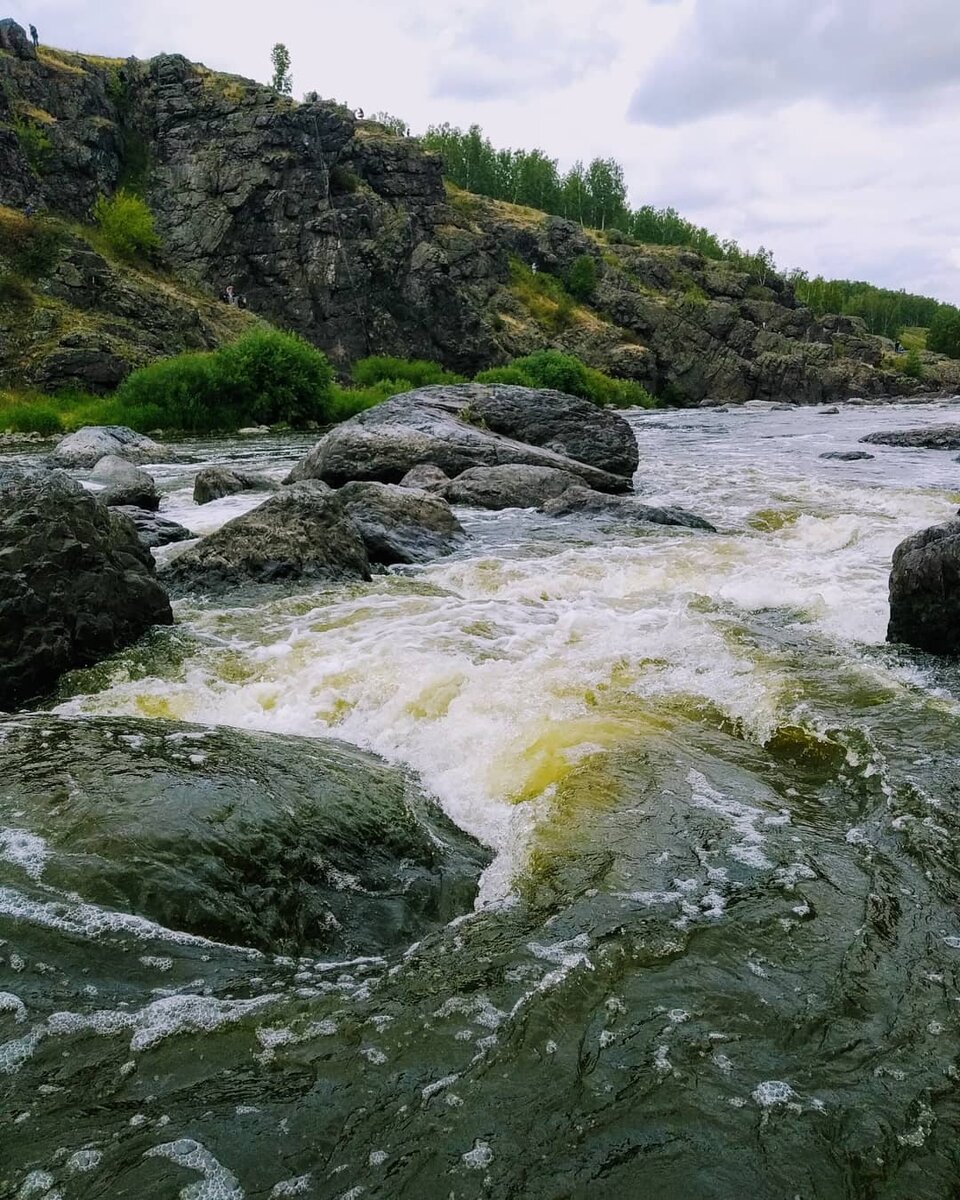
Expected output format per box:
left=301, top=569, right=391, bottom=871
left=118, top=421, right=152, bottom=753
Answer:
left=3, top=404, right=960, bottom=1199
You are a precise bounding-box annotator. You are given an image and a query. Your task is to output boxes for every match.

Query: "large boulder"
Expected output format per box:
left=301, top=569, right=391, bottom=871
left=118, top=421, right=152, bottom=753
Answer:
left=887, top=520, right=960, bottom=655
left=337, top=481, right=465, bottom=564
left=286, top=386, right=637, bottom=493
left=111, top=506, right=195, bottom=548
left=399, top=464, right=450, bottom=492
left=541, top=485, right=717, bottom=531
left=0, top=466, right=173, bottom=710
left=51, top=425, right=167, bottom=468
left=193, top=466, right=278, bottom=505
left=91, top=454, right=160, bottom=510
left=862, top=425, right=960, bottom=450
left=0, top=715, right=492, bottom=956
left=163, top=482, right=370, bottom=592
left=441, top=464, right=585, bottom=510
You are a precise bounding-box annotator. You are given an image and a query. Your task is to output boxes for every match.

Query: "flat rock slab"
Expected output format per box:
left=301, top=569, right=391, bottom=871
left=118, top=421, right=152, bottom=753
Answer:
left=541, top=485, right=717, bottom=531
left=51, top=425, right=168, bottom=468
left=862, top=424, right=960, bottom=450
left=287, top=385, right=638, bottom=493
left=337, top=480, right=465, bottom=564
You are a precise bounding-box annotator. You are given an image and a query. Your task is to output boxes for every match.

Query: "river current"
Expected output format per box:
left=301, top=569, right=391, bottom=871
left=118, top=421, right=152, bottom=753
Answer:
left=3, top=402, right=960, bottom=1198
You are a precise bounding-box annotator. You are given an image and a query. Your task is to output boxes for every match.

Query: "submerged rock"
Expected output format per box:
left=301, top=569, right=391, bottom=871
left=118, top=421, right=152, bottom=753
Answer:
left=0, top=466, right=173, bottom=710
left=862, top=424, right=960, bottom=450
left=819, top=406, right=841, bottom=415
left=441, top=464, right=584, bottom=510
left=193, top=466, right=278, bottom=505
left=887, top=519, right=960, bottom=655
left=162, top=483, right=370, bottom=592
left=541, top=485, right=717, bottom=531
left=111, top=506, right=194, bottom=548
left=337, top=480, right=465, bottom=564
left=51, top=425, right=168, bottom=468
left=92, top=454, right=161, bottom=510
left=0, top=715, right=492, bottom=956
left=287, top=385, right=637, bottom=493
left=820, top=450, right=874, bottom=461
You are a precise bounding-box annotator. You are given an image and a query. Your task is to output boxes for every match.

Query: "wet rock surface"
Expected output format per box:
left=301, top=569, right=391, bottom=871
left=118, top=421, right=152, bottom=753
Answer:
left=193, top=466, right=278, bottom=505
left=541, top=484, right=717, bottom=531
left=110, top=506, right=194, bottom=548
left=862, top=424, right=960, bottom=450
left=92, top=454, right=160, bottom=510
left=337, top=480, right=465, bottom=564
left=441, top=464, right=586, bottom=510
left=887, top=519, right=960, bottom=655
left=820, top=450, right=875, bottom=461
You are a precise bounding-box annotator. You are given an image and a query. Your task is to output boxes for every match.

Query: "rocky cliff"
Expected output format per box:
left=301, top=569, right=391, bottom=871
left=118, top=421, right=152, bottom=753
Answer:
left=2, top=20, right=958, bottom=403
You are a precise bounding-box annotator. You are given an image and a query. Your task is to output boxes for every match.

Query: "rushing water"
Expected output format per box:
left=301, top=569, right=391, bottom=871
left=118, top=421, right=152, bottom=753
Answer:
left=3, top=403, right=960, bottom=1198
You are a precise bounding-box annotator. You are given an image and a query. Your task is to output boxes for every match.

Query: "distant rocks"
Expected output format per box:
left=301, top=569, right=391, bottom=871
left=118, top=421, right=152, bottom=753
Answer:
left=862, top=425, right=960, bottom=450
left=337, top=481, right=465, bottom=565
left=0, top=466, right=173, bottom=710
left=887, top=520, right=960, bottom=655
left=92, top=454, right=160, bottom=510
left=112, top=506, right=194, bottom=548
left=286, top=385, right=637, bottom=493
left=541, top=485, right=717, bottom=531
left=819, top=407, right=840, bottom=415
left=193, top=465, right=278, bottom=505
left=820, top=450, right=874, bottom=461
left=163, top=482, right=371, bottom=593
left=441, top=464, right=585, bottom=510
left=51, top=425, right=167, bottom=468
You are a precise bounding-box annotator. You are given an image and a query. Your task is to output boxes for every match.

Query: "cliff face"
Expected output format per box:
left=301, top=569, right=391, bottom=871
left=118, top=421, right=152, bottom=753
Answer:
left=1, top=25, right=957, bottom=402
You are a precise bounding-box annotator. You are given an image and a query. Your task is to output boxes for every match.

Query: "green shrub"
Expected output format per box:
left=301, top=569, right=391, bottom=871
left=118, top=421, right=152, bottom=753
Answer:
left=92, top=189, right=160, bottom=260
left=328, top=165, right=360, bottom=195
left=0, top=400, right=63, bottom=435
left=0, top=212, right=63, bottom=278
left=548, top=293, right=576, bottom=332
left=13, top=118, right=52, bottom=172
left=901, top=347, right=924, bottom=380
left=927, top=308, right=960, bottom=359
left=484, top=350, right=655, bottom=409
left=0, top=273, right=34, bottom=310
left=115, top=329, right=334, bottom=432
left=474, top=366, right=535, bottom=386
left=565, top=255, right=598, bottom=301
left=351, top=355, right=464, bottom=389
left=331, top=378, right=406, bottom=420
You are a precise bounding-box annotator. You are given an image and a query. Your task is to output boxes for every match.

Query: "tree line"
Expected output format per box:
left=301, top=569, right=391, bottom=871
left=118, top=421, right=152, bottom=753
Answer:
left=787, top=274, right=958, bottom=341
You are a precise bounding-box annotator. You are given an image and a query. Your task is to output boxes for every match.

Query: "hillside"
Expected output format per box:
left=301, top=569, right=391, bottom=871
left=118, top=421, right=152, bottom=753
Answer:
left=2, top=19, right=959, bottom=405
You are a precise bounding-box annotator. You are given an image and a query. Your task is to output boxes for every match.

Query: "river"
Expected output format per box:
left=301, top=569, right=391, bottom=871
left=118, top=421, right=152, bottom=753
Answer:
left=2, top=402, right=960, bottom=1198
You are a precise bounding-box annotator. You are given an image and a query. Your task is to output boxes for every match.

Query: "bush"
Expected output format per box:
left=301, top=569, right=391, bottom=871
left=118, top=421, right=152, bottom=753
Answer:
left=483, top=350, right=655, bottom=409
left=351, top=355, right=464, bottom=389
left=331, top=378, right=407, bottom=420
left=474, top=366, right=535, bottom=386
left=0, top=274, right=34, bottom=310
left=927, top=308, right=960, bottom=359
left=13, top=119, right=52, bottom=172
left=901, top=347, right=924, bottom=380
left=565, top=255, right=598, bottom=301
left=0, top=211, right=63, bottom=278
left=92, top=189, right=160, bottom=260
left=0, top=400, right=63, bottom=435
left=115, top=329, right=334, bottom=432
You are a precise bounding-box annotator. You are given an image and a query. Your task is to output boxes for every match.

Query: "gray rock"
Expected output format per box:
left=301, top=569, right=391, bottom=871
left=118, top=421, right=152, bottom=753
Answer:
left=51, top=425, right=167, bottom=468
left=887, top=520, right=960, bottom=655
left=92, top=454, right=160, bottom=510
left=0, top=18, right=36, bottom=59
left=337, top=481, right=465, bottom=564
left=0, top=714, right=491, bottom=957
left=111, top=506, right=194, bottom=548
left=399, top=464, right=450, bottom=491
left=0, top=466, right=173, bottom=710
left=541, top=485, right=717, bottom=531
left=287, top=386, right=636, bottom=493
left=819, top=450, right=874, bottom=461
left=193, top=465, right=278, bottom=505
left=819, top=406, right=840, bottom=415
left=163, top=482, right=371, bottom=593
left=862, top=424, right=960, bottom=450
left=441, top=464, right=585, bottom=510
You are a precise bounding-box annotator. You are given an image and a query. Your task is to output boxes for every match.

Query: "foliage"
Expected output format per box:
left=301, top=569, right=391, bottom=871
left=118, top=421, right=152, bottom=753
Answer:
left=0, top=273, right=34, bottom=310
left=791, top=271, right=957, bottom=340
left=328, top=164, right=360, bottom=195
left=927, top=307, right=960, bottom=359
left=270, top=43, right=292, bottom=95
left=0, top=210, right=63, bottom=277
left=474, top=366, right=535, bottom=386
left=92, top=190, right=160, bottom=260
left=115, top=329, right=334, bottom=431
left=351, top=356, right=465, bottom=389
left=508, top=258, right=575, bottom=327
left=901, top=348, right=925, bottom=380
left=331, top=379, right=408, bottom=420
left=12, top=117, right=52, bottom=172
left=370, top=112, right=410, bottom=137
left=565, top=255, right=597, bottom=301
left=0, top=398, right=63, bottom=435
left=489, top=350, right=654, bottom=409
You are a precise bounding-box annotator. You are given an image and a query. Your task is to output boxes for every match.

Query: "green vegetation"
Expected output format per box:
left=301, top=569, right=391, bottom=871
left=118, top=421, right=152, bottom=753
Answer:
left=12, top=115, right=53, bottom=173
left=351, top=356, right=465, bottom=388
left=508, top=259, right=578, bottom=331
left=369, top=112, right=410, bottom=138
left=0, top=207, right=63, bottom=277
left=927, top=307, right=960, bottom=359
left=114, top=329, right=334, bottom=431
left=566, top=255, right=597, bottom=301
left=91, top=190, right=160, bottom=260
left=901, top=348, right=925, bottom=380
left=791, top=273, right=959, bottom=342
left=270, top=43, right=292, bottom=95
left=478, top=350, right=654, bottom=409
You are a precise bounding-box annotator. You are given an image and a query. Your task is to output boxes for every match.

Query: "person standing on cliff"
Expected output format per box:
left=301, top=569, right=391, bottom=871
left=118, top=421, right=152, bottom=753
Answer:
left=29, top=24, right=39, bottom=48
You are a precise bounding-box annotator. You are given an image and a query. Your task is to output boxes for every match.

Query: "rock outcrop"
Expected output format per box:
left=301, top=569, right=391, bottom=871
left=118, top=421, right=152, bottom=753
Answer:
left=337, top=480, right=465, bottom=564
left=541, top=485, right=717, bottom=531
left=0, top=465, right=173, bottom=709
left=287, top=386, right=636, bottom=492
left=441, top=464, right=585, bottom=510
left=51, top=425, right=166, bottom=468
left=92, top=454, right=160, bottom=509
left=862, top=425, right=960, bottom=450
left=887, top=520, right=960, bottom=655
left=193, top=466, right=278, bottom=505
left=163, top=482, right=370, bottom=592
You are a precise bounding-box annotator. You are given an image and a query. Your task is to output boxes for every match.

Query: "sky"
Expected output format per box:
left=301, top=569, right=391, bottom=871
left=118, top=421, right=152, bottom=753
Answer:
left=9, top=0, right=960, bottom=302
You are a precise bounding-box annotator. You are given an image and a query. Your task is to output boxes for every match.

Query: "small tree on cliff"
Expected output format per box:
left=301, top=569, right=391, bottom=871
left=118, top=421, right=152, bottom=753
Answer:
left=270, top=43, right=292, bottom=95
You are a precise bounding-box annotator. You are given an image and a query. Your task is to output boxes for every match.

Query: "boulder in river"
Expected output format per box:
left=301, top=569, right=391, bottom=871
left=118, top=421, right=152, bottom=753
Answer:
left=111, top=506, right=195, bottom=548
left=286, top=385, right=637, bottom=493
left=541, top=485, right=717, bottom=531
left=862, top=424, right=960, bottom=450
left=337, top=480, right=465, bottom=564
left=193, top=466, right=279, bottom=505
left=163, top=482, right=370, bottom=592
left=441, top=464, right=585, bottom=510
left=92, top=454, right=161, bottom=510
left=0, top=466, right=173, bottom=710
left=820, top=450, right=874, bottom=461
left=0, top=715, right=492, bottom=956
left=399, top=464, right=450, bottom=492
left=51, top=425, right=167, bottom=468
left=887, top=519, right=960, bottom=655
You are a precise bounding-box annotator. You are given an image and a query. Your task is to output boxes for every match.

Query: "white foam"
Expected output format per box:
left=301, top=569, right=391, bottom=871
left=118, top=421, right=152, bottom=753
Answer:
left=752, top=1080, right=796, bottom=1107
left=144, top=1138, right=244, bottom=1200
left=66, top=1149, right=102, bottom=1174
left=462, top=1140, right=494, bottom=1170
left=269, top=1177, right=312, bottom=1198
left=0, top=830, right=48, bottom=881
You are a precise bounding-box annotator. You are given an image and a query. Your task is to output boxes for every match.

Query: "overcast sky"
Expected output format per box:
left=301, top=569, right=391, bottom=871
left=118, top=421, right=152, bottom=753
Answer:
left=10, top=0, right=960, bottom=301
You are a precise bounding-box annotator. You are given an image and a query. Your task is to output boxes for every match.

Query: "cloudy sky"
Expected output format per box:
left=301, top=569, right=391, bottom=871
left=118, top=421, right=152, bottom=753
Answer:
left=10, top=0, right=960, bottom=301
